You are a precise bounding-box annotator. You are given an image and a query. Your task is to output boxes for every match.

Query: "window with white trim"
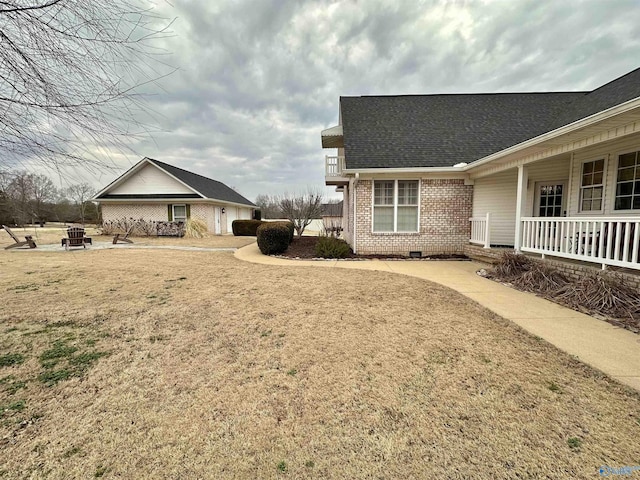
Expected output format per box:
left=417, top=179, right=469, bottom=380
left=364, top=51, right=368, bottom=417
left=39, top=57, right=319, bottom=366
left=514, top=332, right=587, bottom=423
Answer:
left=615, top=151, right=640, bottom=210
left=172, top=204, right=187, bottom=223
left=580, top=159, right=604, bottom=212
left=373, top=180, right=419, bottom=232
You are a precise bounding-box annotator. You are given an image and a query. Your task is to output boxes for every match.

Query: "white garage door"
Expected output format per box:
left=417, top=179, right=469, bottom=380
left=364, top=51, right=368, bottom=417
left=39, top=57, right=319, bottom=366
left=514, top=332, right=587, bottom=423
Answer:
left=226, top=207, right=237, bottom=233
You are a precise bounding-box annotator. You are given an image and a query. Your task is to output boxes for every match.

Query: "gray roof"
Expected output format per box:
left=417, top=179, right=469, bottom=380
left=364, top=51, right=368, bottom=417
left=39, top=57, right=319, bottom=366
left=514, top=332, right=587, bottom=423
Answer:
left=147, top=159, right=255, bottom=206
left=98, top=158, right=256, bottom=207
left=340, top=67, right=640, bottom=169
left=321, top=201, right=343, bottom=217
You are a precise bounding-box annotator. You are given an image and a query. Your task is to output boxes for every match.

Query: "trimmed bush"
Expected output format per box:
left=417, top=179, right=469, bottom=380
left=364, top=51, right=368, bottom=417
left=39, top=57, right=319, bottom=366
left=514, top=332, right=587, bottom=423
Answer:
left=271, top=221, right=295, bottom=243
left=314, top=236, right=351, bottom=259
left=256, top=223, right=290, bottom=255
left=232, top=219, right=264, bottom=236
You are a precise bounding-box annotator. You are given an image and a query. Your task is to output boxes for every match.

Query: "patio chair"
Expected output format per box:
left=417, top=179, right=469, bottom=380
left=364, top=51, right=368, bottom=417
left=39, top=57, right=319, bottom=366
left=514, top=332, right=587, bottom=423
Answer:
left=113, top=224, right=134, bottom=244
left=2, top=225, right=37, bottom=250
left=61, top=226, right=92, bottom=251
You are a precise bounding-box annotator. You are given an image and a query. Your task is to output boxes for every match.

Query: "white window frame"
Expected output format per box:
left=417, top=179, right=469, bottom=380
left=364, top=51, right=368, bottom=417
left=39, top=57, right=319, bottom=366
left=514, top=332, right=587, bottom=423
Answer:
left=172, top=204, right=187, bottom=223
left=614, top=149, right=640, bottom=212
left=371, top=179, right=420, bottom=233
left=579, top=158, right=606, bottom=213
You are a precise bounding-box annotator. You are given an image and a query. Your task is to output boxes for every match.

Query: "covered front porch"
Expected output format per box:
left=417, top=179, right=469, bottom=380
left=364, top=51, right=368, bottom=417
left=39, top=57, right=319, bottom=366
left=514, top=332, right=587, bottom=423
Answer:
left=468, top=128, right=640, bottom=271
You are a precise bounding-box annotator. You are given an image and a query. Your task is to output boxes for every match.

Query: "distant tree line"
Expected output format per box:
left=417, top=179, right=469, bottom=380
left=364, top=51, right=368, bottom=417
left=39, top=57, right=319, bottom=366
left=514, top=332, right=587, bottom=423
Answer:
left=0, top=171, right=98, bottom=226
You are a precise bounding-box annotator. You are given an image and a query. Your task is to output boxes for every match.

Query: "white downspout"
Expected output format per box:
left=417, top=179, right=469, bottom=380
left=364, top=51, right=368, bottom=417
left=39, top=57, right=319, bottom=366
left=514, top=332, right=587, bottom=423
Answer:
left=353, top=173, right=359, bottom=254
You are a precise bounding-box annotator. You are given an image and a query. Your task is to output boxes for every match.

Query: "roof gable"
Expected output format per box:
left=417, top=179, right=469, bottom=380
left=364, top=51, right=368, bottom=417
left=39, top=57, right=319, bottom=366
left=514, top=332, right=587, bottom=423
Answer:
left=95, top=158, right=256, bottom=207
left=108, top=162, right=197, bottom=196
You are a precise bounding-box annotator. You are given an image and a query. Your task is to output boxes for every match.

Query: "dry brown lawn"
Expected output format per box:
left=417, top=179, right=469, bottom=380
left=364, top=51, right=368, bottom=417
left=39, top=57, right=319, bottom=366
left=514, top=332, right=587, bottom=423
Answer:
left=1, top=226, right=256, bottom=249
left=0, top=246, right=639, bottom=479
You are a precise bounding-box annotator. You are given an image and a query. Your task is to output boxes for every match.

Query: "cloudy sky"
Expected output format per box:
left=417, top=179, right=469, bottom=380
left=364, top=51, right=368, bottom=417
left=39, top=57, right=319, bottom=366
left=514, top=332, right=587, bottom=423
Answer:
left=79, top=0, right=640, bottom=200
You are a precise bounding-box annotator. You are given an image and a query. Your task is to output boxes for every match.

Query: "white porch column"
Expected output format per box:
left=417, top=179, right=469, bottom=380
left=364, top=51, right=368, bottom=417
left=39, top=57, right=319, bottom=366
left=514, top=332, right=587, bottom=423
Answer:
left=514, top=164, right=528, bottom=253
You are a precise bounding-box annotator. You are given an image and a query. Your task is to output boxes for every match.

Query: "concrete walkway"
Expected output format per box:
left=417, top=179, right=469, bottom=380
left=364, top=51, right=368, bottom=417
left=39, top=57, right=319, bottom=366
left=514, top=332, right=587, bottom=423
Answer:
left=235, top=243, right=640, bottom=392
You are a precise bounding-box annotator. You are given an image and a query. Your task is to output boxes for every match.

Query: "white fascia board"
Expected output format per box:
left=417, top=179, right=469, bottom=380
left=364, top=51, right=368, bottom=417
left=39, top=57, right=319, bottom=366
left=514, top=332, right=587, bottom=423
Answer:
left=96, top=197, right=255, bottom=208
left=465, top=96, right=640, bottom=172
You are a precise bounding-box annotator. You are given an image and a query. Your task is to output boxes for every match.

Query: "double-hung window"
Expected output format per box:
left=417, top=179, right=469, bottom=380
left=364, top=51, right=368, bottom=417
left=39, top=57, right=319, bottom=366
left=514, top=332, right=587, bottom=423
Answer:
left=580, top=159, right=604, bottom=212
left=373, top=180, right=419, bottom=232
left=172, top=204, right=187, bottom=223
left=615, top=151, right=640, bottom=210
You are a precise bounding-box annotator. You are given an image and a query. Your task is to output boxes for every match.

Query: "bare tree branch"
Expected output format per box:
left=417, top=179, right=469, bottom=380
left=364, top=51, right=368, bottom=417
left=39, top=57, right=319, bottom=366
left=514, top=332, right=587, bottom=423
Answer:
left=0, top=0, right=175, bottom=172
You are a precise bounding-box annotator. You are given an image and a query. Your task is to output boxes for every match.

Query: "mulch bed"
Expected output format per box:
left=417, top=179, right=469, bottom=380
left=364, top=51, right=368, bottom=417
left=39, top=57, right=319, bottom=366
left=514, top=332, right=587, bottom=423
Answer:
left=278, top=236, right=469, bottom=261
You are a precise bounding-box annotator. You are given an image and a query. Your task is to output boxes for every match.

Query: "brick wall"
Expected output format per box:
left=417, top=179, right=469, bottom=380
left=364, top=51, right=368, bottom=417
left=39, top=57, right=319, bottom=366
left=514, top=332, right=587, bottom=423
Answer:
left=191, top=204, right=216, bottom=233
left=101, top=204, right=167, bottom=223
left=102, top=203, right=221, bottom=234
left=354, top=179, right=473, bottom=255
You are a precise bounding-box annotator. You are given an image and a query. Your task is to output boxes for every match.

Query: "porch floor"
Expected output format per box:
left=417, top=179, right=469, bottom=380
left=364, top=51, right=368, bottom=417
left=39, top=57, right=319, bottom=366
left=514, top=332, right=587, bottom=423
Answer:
left=237, top=242, right=640, bottom=392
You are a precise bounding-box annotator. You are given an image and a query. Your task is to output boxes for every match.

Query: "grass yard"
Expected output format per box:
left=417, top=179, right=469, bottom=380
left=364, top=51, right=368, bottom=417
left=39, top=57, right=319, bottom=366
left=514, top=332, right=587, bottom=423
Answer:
left=0, top=245, right=639, bottom=479
left=2, top=225, right=257, bottom=248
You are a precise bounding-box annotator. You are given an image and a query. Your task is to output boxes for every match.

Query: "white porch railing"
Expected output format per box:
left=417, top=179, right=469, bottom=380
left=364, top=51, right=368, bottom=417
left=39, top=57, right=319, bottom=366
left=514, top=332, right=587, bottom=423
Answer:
left=325, top=155, right=345, bottom=176
left=520, top=217, right=640, bottom=270
left=469, top=213, right=491, bottom=248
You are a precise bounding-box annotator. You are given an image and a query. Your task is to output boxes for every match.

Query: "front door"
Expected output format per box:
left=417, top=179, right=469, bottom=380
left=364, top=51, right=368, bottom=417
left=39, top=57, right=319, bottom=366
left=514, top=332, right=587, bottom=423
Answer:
left=535, top=182, right=566, bottom=217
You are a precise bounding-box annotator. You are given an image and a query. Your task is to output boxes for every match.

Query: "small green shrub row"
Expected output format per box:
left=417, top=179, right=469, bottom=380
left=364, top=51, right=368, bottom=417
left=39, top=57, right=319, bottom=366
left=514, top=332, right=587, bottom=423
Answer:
left=232, top=219, right=264, bottom=236
left=315, top=236, right=351, bottom=259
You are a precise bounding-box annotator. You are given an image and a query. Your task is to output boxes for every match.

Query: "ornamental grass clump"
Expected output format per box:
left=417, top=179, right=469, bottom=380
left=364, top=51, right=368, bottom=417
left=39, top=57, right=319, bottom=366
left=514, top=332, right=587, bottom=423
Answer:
left=554, top=273, right=640, bottom=321
left=512, top=263, right=568, bottom=294
left=256, top=223, right=290, bottom=255
left=314, top=236, right=351, bottom=259
left=185, top=218, right=208, bottom=238
left=492, top=252, right=532, bottom=279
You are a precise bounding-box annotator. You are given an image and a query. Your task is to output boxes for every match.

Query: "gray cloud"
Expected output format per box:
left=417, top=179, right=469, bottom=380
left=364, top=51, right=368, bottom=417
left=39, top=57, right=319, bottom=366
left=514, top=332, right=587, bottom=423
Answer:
left=64, top=0, right=640, bottom=201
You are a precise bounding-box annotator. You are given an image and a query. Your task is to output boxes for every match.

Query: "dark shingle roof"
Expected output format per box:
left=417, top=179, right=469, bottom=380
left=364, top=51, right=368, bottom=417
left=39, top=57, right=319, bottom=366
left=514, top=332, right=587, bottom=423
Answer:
left=146, top=158, right=256, bottom=206
left=321, top=201, right=343, bottom=217
left=551, top=67, right=640, bottom=128
left=341, top=93, right=585, bottom=169
left=340, top=67, right=640, bottom=169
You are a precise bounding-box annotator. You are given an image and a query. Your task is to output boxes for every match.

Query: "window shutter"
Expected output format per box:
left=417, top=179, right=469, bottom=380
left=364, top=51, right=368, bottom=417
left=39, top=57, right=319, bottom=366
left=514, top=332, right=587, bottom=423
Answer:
left=186, top=204, right=191, bottom=219
left=167, top=204, right=173, bottom=221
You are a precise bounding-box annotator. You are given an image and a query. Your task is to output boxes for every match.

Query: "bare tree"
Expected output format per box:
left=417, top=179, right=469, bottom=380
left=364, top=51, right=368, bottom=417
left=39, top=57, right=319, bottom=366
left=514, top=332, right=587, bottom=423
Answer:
left=254, top=193, right=282, bottom=219
left=4, top=171, right=56, bottom=224
left=31, top=173, right=57, bottom=222
left=278, top=189, right=323, bottom=238
left=66, top=183, right=95, bottom=225
left=0, top=1, right=175, bottom=172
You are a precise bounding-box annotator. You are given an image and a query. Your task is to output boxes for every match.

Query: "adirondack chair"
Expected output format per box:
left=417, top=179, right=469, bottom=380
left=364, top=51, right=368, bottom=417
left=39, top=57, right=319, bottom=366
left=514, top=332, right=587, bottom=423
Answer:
left=2, top=225, right=37, bottom=250
left=61, top=227, right=92, bottom=251
left=112, top=224, right=134, bottom=244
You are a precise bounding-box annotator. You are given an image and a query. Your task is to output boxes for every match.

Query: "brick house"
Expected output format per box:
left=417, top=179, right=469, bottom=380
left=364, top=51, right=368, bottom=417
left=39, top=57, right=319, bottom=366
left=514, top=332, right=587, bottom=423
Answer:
left=93, top=158, right=255, bottom=234
left=322, top=67, right=640, bottom=271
